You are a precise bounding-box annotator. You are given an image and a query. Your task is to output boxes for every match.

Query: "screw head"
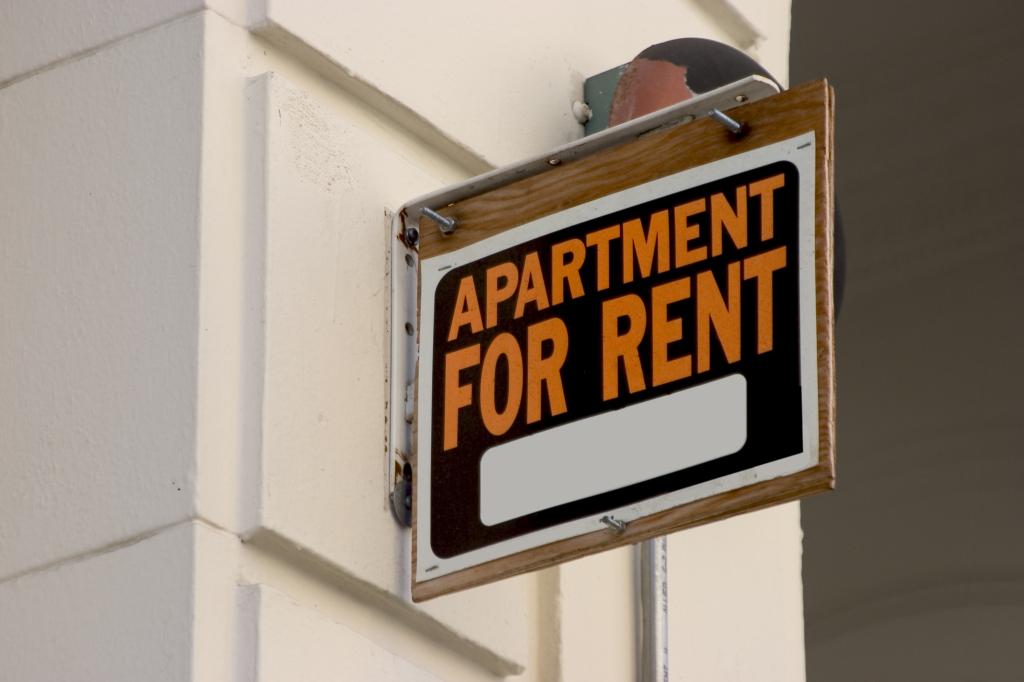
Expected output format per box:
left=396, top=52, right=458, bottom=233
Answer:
left=572, top=100, right=593, bottom=124
left=404, top=226, right=419, bottom=246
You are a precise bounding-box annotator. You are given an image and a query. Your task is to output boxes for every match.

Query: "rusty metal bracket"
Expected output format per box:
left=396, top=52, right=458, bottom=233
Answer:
left=386, top=210, right=417, bottom=528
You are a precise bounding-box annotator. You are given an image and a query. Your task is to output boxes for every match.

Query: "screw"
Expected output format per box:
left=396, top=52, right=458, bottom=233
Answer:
left=600, top=515, right=628, bottom=533
left=709, top=109, right=747, bottom=136
left=422, top=206, right=457, bottom=236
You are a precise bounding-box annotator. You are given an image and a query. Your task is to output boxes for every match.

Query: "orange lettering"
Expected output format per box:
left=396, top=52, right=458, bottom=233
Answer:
left=447, top=275, right=483, bottom=341
left=602, top=294, right=646, bottom=400
left=673, top=198, right=707, bottom=268
left=443, top=345, right=480, bottom=450
left=485, top=262, right=519, bottom=328
left=514, top=252, right=550, bottom=318
left=526, top=318, right=569, bottom=423
left=696, top=263, right=741, bottom=373
left=710, top=187, right=748, bottom=257
left=748, top=174, right=785, bottom=241
left=651, top=277, right=692, bottom=387
left=479, top=334, right=523, bottom=436
left=623, top=210, right=671, bottom=284
left=743, top=246, right=787, bottom=353
left=586, top=225, right=621, bottom=292
left=551, top=239, right=585, bottom=305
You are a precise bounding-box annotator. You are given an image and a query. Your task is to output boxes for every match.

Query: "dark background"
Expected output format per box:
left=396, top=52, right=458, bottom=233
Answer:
left=791, top=1, right=1024, bottom=678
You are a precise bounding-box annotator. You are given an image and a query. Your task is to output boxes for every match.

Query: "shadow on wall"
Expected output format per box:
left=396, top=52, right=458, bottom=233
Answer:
left=791, top=1, right=1024, bottom=679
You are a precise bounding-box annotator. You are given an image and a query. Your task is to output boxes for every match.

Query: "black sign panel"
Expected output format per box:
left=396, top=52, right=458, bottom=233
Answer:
left=428, top=161, right=803, bottom=559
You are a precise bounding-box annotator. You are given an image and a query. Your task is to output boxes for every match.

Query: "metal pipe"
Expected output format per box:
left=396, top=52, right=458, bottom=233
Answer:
left=639, top=536, right=669, bottom=682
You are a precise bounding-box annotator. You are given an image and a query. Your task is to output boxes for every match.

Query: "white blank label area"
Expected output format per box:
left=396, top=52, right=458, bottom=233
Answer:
left=478, top=374, right=748, bottom=526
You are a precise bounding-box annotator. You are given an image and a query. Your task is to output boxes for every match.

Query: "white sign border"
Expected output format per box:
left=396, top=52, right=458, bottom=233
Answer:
left=416, top=133, right=819, bottom=582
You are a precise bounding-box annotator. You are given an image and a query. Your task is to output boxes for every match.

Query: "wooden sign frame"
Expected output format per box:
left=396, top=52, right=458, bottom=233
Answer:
left=403, top=79, right=835, bottom=602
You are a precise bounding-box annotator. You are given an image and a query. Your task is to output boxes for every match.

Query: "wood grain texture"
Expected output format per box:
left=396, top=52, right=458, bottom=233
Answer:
left=420, top=80, right=830, bottom=259
left=413, top=79, right=836, bottom=602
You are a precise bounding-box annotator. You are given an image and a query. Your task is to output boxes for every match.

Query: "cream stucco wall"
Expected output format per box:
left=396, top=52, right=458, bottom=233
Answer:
left=0, top=3, right=802, bottom=680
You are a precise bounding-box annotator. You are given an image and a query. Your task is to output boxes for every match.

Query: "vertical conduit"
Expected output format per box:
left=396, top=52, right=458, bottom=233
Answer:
left=639, top=537, right=669, bottom=682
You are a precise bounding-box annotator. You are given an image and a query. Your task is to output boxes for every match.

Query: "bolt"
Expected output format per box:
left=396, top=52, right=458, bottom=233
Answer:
left=422, top=206, right=457, bottom=236
left=600, top=515, right=628, bottom=533
left=709, top=109, right=747, bottom=136
left=572, top=100, right=593, bottom=124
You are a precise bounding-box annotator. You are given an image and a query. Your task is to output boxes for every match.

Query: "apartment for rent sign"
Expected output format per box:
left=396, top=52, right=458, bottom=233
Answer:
left=415, top=131, right=829, bottom=590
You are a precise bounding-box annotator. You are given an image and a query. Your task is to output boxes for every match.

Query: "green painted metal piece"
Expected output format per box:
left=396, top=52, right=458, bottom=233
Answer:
left=582, top=64, right=627, bottom=136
